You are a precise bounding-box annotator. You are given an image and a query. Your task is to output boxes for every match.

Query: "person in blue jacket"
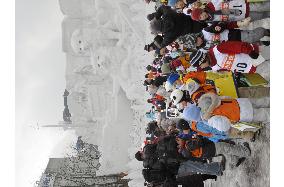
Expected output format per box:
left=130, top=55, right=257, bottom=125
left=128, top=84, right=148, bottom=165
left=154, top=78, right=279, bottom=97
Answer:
left=177, top=118, right=228, bottom=143
left=182, top=104, right=257, bottom=142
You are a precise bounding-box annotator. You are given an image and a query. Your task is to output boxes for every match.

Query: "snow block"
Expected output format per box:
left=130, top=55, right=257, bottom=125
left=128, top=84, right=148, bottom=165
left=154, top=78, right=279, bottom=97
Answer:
left=59, top=0, right=97, bottom=18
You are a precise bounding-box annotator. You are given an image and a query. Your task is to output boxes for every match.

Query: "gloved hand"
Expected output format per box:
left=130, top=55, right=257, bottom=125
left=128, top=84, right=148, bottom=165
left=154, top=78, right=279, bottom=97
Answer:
left=237, top=17, right=251, bottom=27
left=147, top=13, right=155, bottom=21
left=249, top=50, right=259, bottom=59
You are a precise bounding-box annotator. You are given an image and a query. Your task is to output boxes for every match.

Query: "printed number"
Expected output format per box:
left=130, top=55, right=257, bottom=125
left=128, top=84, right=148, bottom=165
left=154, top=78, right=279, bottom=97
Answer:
left=233, top=5, right=243, bottom=8
left=237, top=69, right=245, bottom=73
left=237, top=63, right=247, bottom=69
left=236, top=63, right=247, bottom=72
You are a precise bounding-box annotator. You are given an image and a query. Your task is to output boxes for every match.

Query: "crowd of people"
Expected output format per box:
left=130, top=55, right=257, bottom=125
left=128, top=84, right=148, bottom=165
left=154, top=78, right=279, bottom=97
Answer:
left=136, top=0, right=270, bottom=186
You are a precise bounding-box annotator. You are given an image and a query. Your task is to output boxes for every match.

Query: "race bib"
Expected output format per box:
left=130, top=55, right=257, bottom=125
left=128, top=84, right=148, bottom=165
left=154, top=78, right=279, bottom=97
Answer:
left=212, top=34, right=221, bottom=42
left=234, top=62, right=249, bottom=73
left=222, top=54, right=235, bottom=70
left=220, top=15, right=229, bottom=21
left=219, top=1, right=245, bottom=21
left=221, top=2, right=229, bottom=9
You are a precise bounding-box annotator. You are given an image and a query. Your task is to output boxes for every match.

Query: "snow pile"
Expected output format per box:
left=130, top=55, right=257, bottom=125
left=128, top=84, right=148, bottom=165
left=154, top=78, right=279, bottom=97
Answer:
left=60, top=0, right=153, bottom=185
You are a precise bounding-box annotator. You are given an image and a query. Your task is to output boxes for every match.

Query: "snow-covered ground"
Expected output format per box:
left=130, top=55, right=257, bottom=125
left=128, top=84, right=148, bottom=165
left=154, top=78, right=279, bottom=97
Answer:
left=59, top=0, right=270, bottom=186
left=204, top=18, right=270, bottom=187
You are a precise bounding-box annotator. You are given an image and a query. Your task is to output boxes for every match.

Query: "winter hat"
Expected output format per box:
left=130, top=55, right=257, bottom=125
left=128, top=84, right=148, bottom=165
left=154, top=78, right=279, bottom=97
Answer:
left=135, top=151, right=143, bottom=161
left=171, top=59, right=182, bottom=68
left=179, top=34, right=197, bottom=48
left=165, top=81, right=174, bottom=92
left=163, top=56, right=172, bottom=64
left=167, top=73, right=180, bottom=85
left=168, top=0, right=177, bottom=7
left=154, top=35, right=163, bottom=45
left=144, top=43, right=157, bottom=52
left=182, top=104, right=202, bottom=122
left=146, top=65, right=152, bottom=71
left=176, top=119, right=190, bottom=131
left=190, top=50, right=207, bottom=67
left=207, top=115, right=231, bottom=132
left=147, top=13, right=155, bottom=21
left=191, top=8, right=203, bottom=21
left=161, top=63, right=171, bottom=74
left=150, top=18, right=163, bottom=35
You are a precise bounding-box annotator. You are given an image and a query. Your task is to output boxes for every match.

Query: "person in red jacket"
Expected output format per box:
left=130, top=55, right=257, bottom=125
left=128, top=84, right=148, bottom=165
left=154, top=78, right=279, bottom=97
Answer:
left=189, top=41, right=265, bottom=73
left=191, top=0, right=269, bottom=23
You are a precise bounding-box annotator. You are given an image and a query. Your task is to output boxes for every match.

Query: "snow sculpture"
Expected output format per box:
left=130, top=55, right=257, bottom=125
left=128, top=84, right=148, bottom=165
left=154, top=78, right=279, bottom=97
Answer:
left=59, top=0, right=97, bottom=18
left=70, top=28, right=92, bottom=56
left=70, top=27, right=121, bottom=56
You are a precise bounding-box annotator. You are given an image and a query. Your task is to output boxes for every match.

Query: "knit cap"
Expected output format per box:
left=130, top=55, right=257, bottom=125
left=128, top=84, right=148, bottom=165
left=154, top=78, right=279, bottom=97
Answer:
left=177, top=119, right=190, bottom=131
left=191, top=8, right=203, bottom=21
left=144, top=43, right=157, bottom=52
left=182, top=104, right=202, bottom=122
left=168, top=0, right=177, bottom=7
left=190, top=50, right=206, bottom=67
left=167, top=73, right=180, bottom=85
left=177, top=34, right=197, bottom=48
left=164, top=81, right=175, bottom=92
left=171, top=59, right=182, bottom=68
left=161, top=63, right=171, bottom=74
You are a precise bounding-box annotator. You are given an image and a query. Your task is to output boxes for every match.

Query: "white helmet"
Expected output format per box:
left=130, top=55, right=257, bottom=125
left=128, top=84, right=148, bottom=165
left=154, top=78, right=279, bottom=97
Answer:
left=164, top=81, right=174, bottom=92
left=170, top=89, right=184, bottom=105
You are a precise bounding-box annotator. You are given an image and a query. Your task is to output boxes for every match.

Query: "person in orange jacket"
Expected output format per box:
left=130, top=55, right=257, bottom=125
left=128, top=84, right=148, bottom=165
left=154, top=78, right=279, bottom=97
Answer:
left=176, top=131, right=251, bottom=166
left=165, top=71, right=209, bottom=92
left=169, top=80, right=217, bottom=108
left=196, top=92, right=269, bottom=132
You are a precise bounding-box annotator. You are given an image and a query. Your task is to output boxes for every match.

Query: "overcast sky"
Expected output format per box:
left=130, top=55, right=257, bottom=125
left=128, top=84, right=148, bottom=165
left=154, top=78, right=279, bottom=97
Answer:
left=16, top=0, right=76, bottom=186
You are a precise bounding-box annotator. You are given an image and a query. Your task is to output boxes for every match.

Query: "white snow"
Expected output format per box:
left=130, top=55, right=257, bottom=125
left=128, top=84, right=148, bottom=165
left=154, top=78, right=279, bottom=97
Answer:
left=59, top=0, right=270, bottom=186
left=60, top=0, right=152, bottom=185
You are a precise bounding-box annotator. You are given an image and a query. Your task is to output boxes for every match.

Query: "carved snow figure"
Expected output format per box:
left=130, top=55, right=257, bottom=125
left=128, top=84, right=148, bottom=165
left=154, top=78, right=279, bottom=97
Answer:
left=70, top=27, right=121, bottom=55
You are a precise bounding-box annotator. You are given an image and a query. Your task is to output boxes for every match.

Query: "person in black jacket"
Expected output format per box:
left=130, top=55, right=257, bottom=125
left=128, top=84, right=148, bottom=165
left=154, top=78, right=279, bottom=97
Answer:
left=147, top=5, right=207, bottom=49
